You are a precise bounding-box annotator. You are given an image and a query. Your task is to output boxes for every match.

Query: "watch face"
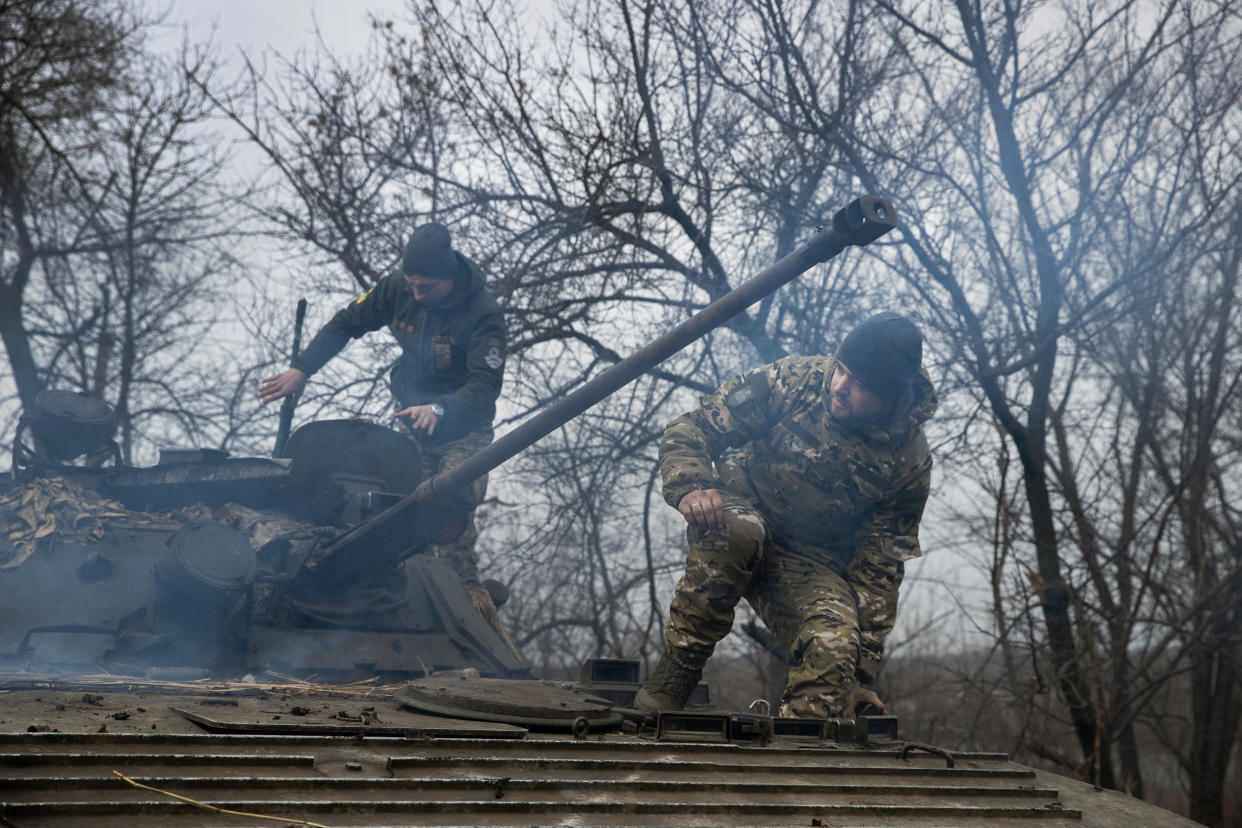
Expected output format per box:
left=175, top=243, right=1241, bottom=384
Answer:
left=431, top=404, right=445, bottom=417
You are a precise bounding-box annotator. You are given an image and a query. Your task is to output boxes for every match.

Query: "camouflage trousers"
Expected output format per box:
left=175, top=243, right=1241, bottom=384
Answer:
left=400, top=421, right=493, bottom=585
left=664, top=492, right=901, bottom=718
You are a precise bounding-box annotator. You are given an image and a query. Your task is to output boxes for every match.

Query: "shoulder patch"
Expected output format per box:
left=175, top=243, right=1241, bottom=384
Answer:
left=484, top=344, right=504, bottom=371
left=354, top=288, right=373, bottom=305
left=725, top=371, right=770, bottom=411
left=727, top=384, right=754, bottom=406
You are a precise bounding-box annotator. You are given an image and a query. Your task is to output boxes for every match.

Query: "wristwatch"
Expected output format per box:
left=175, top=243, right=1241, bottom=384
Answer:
left=430, top=403, right=445, bottom=418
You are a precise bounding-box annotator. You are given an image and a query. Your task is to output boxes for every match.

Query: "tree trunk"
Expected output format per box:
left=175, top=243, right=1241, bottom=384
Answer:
left=1117, top=717, right=1144, bottom=799
left=1020, top=454, right=1114, bottom=788
left=0, top=148, right=44, bottom=412
left=0, top=284, right=43, bottom=411
left=1189, top=604, right=1242, bottom=826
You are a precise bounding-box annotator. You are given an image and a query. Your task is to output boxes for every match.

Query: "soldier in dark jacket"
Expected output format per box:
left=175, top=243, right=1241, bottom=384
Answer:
left=258, top=223, right=505, bottom=590
left=636, top=313, right=936, bottom=718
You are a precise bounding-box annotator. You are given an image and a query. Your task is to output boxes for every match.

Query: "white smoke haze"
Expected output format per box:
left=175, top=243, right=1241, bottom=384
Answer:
left=3, top=2, right=1240, bottom=820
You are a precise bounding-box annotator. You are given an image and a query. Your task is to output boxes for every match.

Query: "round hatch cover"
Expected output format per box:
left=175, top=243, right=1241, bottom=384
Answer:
left=396, top=676, right=621, bottom=730
left=29, top=389, right=116, bottom=460
left=171, top=520, right=257, bottom=590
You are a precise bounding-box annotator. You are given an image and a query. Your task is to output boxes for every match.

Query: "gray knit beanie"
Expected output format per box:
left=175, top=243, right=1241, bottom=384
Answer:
left=402, top=222, right=458, bottom=280
left=835, top=312, right=923, bottom=399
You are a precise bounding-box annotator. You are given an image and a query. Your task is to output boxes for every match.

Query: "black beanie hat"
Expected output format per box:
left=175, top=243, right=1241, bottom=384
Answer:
left=402, top=222, right=458, bottom=280
left=835, top=312, right=923, bottom=400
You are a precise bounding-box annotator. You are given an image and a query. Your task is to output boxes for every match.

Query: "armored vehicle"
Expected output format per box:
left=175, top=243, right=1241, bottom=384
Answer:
left=2, top=406, right=527, bottom=682
left=0, top=197, right=1197, bottom=826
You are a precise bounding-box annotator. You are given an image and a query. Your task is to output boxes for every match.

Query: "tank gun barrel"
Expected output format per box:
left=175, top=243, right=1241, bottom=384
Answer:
left=305, top=195, right=896, bottom=582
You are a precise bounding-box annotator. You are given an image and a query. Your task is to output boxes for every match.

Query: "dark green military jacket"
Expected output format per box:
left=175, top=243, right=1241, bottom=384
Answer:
left=660, top=355, right=937, bottom=679
left=292, top=255, right=505, bottom=444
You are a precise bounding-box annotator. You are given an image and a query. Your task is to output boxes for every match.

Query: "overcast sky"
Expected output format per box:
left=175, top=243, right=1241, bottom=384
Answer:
left=166, top=0, right=408, bottom=61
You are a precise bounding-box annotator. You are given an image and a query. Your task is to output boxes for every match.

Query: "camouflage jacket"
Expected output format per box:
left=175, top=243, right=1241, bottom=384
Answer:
left=660, top=356, right=937, bottom=678
left=292, top=255, right=505, bottom=444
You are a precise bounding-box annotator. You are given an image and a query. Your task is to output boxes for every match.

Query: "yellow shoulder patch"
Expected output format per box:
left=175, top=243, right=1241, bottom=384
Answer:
left=354, top=288, right=373, bottom=305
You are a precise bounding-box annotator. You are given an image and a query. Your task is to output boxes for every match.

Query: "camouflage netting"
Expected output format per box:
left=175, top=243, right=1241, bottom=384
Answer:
left=179, top=500, right=323, bottom=557
left=0, top=478, right=163, bottom=569
left=0, top=477, right=511, bottom=641
left=0, top=477, right=321, bottom=571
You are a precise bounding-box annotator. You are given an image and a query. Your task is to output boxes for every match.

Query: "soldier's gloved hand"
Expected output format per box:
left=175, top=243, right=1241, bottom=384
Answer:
left=678, top=488, right=726, bottom=531
left=257, top=368, right=307, bottom=404
left=846, top=684, right=888, bottom=718
left=395, top=404, right=440, bottom=436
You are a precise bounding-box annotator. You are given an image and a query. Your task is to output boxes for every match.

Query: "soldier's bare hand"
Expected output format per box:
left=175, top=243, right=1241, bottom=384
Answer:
left=846, top=684, right=888, bottom=718
left=395, top=405, right=440, bottom=436
left=257, top=368, right=307, bottom=404
left=679, top=488, right=726, bottom=531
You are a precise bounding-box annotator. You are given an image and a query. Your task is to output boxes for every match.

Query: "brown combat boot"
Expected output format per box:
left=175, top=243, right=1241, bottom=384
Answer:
left=635, top=652, right=702, bottom=712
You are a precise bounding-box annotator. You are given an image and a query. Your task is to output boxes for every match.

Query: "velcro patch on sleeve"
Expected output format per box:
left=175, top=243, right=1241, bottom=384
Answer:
left=725, top=372, right=769, bottom=412
left=483, top=340, right=504, bottom=371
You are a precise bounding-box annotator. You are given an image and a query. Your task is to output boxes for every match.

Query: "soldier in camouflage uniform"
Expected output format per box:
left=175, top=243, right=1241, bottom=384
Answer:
left=636, top=312, right=936, bottom=718
left=258, top=223, right=506, bottom=591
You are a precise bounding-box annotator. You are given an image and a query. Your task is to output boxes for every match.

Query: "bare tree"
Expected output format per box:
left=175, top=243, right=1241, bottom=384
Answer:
left=1, top=1, right=251, bottom=467
left=211, top=0, right=892, bottom=678
left=694, top=0, right=1242, bottom=812
left=61, top=43, right=241, bottom=462
left=204, top=4, right=1237, bottom=818
left=197, top=33, right=458, bottom=430
left=1092, top=194, right=1242, bottom=822
left=0, top=0, right=144, bottom=413
left=370, top=0, right=908, bottom=676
